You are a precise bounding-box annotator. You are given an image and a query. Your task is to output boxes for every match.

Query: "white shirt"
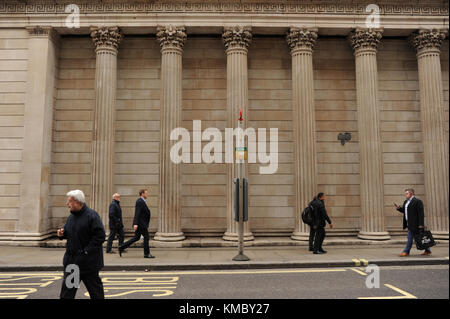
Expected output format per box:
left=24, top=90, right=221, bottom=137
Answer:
left=405, top=196, right=414, bottom=221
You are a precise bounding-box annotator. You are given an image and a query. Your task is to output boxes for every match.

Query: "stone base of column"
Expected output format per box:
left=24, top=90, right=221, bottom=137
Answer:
left=358, top=231, right=391, bottom=240
left=431, top=231, right=449, bottom=240
left=291, top=231, right=310, bottom=241
left=153, top=232, right=185, bottom=242
left=0, top=231, right=54, bottom=247
left=222, top=231, right=254, bottom=242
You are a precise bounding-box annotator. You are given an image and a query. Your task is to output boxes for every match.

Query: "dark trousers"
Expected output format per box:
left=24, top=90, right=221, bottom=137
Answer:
left=120, top=226, right=150, bottom=256
left=309, top=227, right=315, bottom=250
left=312, top=227, right=326, bottom=252
left=106, top=226, right=124, bottom=252
left=60, top=270, right=104, bottom=299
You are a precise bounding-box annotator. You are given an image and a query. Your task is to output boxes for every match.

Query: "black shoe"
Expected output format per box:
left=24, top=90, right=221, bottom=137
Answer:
left=313, top=250, right=325, bottom=254
left=118, top=247, right=124, bottom=257
left=106, top=250, right=115, bottom=254
left=144, top=254, right=155, bottom=259
left=319, top=249, right=327, bottom=254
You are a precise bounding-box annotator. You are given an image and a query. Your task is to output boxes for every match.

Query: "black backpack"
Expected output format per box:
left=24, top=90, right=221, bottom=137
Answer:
left=301, top=203, right=315, bottom=226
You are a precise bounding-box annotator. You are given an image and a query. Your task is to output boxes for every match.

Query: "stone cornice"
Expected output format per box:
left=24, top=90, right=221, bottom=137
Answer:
left=410, top=29, right=448, bottom=53
left=1, top=1, right=448, bottom=16
left=348, top=28, right=383, bottom=53
left=222, top=26, right=252, bottom=51
left=90, top=26, right=123, bottom=51
left=286, top=28, right=318, bottom=52
left=156, top=25, right=187, bottom=50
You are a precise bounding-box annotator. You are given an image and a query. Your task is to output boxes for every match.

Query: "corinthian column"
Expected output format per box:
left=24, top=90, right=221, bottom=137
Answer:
left=410, top=29, right=449, bottom=239
left=90, top=27, right=122, bottom=223
left=349, top=28, right=390, bottom=240
left=286, top=28, right=318, bottom=241
left=222, top=26, right=254, bottom=241
left=154, top=26, right=186, bottom=241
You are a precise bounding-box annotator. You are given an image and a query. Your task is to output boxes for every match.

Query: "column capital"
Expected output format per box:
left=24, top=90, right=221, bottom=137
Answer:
left=156, top=25, right=187, bottom=51
left=348, top=28, right=383, bottom=53
left=410, top=29, right=448, bottom=55
left=26, top=25, right=52, bottom=37
left=286, top=28, right=318, bottom=53
left=90, top=26, right=123, bottom=53
left=222, top=26, right=252, bottom=52
left=26, top=26, right=59, bottom=43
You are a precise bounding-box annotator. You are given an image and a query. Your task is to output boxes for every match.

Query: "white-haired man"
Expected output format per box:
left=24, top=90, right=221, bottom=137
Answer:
left=57, top=189, right=106, bottom=299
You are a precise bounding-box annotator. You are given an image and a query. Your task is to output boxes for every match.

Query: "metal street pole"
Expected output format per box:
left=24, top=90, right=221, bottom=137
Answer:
left=233, top=109, right=250, bottom=261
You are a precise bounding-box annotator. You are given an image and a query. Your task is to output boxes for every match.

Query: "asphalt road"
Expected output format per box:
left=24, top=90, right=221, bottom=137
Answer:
left=0, top=265, right=448, bottom=300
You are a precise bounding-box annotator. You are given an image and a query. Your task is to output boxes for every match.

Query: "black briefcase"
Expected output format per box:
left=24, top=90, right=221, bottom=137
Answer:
left=414, top=229, right=436, bottom=250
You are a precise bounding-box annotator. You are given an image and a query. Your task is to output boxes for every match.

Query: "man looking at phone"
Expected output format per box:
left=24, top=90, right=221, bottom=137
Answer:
left=394, top=188, right=431, bottom=257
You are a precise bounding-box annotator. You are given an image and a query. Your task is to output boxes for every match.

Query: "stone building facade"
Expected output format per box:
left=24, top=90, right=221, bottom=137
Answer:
left=0, top=0, right=448, bottom=245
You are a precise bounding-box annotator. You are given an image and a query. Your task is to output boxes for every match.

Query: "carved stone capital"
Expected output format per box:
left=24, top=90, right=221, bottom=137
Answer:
left=26, top=26, right=59, bottom=44
left=286, top=28, right=318, bottom=53
left=222, top=26, right=252, bottom=52
left=26, top=26, right=52, bottom=37
left=90, top=26, right=123, bottom=52
left=156, top=25, right=187, bottom=51
left=410, top=29, right=448, bottom=54
left=348, top=28, right=383, bottom=53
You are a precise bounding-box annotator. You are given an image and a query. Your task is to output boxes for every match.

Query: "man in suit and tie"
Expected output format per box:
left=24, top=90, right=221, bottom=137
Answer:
left=119, top=189, right=155, bottom=258
left=395, top=188, right=431, bottom=256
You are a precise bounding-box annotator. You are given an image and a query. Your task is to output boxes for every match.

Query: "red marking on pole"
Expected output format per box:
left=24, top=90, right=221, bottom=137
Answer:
left=239, top=109, right=243, bottom=121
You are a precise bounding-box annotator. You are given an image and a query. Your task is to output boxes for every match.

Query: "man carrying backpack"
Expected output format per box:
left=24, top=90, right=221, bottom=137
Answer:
left=310, top=193, right=333, bottom=254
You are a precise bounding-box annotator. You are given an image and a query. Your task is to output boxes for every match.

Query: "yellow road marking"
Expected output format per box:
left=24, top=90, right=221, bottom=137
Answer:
left=359, top=259, right=369, bottom=266
left=0, top=287, right=38, bottom=299
left=0, top=274, right=62, bottom=299
left=352, top=259, right=361, bottom=266
left=384, top=284, right=417, bottom=298
left=0, top=295, right=28, bottom=299
left=102, top=276, right=178, bottom=283
left=86, top=275, right=180, bottom=298
left=102, top=288, right=175, bottom=297
left=350, top=268, right=367, bottom=276
left=0, top=275, right=61, bottom=282
left=358, top=284, right=417, bottom=299
left=0, top=271, right=62, bottom=279
left=0, top=281, right=59, bottom=288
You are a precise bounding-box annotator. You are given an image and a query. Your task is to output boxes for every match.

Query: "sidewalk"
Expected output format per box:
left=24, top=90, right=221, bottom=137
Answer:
left=40, top=235, right=445, bottom=248
left=0, top=241, right=448, bottom=272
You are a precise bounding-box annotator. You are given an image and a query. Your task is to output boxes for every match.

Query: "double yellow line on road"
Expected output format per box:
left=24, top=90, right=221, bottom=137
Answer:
left=352, top=258, right=369, bottom=267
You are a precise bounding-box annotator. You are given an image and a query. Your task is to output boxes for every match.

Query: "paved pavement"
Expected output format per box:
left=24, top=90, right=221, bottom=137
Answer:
left=0, top=265, right=448, bottom=299
left=40, top=235, right=448, bottom=248
left=0, top=242, right=448, bottom=271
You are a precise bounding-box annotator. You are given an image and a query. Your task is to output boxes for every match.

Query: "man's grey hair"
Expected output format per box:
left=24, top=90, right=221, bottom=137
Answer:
left=112, top=193, right=120, bottom=199
left=405, top=188, right=415, bottom=195
left=66, top=189, right=86, bottom=204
